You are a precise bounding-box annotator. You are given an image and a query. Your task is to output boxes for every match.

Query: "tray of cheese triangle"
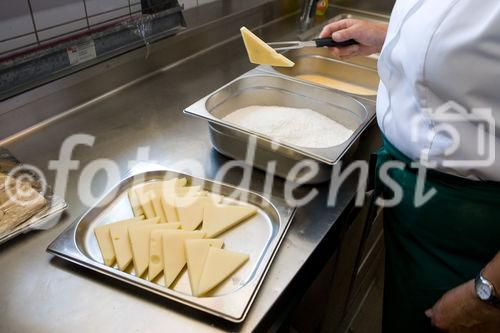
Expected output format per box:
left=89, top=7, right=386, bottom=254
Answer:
left=47, top=169, right=295, bottom=322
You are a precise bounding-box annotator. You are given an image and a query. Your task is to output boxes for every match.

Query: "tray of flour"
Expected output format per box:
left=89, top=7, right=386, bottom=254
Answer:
left=184, top=71, right=376, bottom=174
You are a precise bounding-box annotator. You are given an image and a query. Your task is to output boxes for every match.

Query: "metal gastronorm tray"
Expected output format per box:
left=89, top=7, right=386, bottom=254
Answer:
left=184, top=70, right=376, bottom=166
left=47, top=168, right=295, bottom=323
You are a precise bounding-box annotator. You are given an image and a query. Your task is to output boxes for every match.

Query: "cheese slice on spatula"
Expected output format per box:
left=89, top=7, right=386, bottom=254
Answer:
left=201, top=204, right=257, bottom=237
left=240, top=26, right=294, bottom=67
left=197, top=247, right=249, bottom=296
left=185, top=239, right=224, bottom=296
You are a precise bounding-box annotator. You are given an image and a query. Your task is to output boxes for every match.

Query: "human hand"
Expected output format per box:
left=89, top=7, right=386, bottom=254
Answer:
left=319, top=19, right=388, bottom=58
left=425, top=280, right=500, bottom=332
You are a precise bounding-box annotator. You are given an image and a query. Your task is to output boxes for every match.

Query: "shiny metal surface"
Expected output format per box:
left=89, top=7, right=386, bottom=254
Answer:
left=184, top=71, right=375, bottom=182
left=267, top=40, right=318, bottom=51
left=0, top=3, right=384, bottom=333
left=266, top=11, right=385, bottom=101
left=268, top=50, right=379, bottom=98
left=48, top=168, right=295, bottom=322
left=0, top=0, right=296, bottom=141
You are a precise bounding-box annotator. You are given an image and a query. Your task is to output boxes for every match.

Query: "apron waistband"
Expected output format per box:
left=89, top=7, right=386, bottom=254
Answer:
left=376, top=135, right=500, bottom=200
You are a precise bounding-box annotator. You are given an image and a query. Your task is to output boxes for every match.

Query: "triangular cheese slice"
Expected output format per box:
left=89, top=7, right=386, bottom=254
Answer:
left=201, top=204, right=257, bottom=237
left=240, top=26, right=294, bottom=67
left=134, top=187, right=155, bottom=219
left=161, top=196, right=179, bottom=224
left=198, top=191, right=224, bottom=204
left=185, top=239, right=224, bottom=296
left=177, top=196, right=220, bottom=231
left=150, top=192, right=167, bottom=223
left=127, top=189, right=144, bottom=218
left=129, top=223, right=180, bottom=277
left=94, top=218, right=141, bottom=266
left=133, top=178, right=187, bottom=220
left=160, top=186, right=203, bottom=222
left=163, top=186, right=203, bottom=204
left=197, top=247, right=249, bottom=296
left=162, top=230, right=206, bottom=287
left=109, top=217, right=160, bottom=271
left=149, top=230, right=166, bottom=281
left=149, top=229, right=207, bottom=282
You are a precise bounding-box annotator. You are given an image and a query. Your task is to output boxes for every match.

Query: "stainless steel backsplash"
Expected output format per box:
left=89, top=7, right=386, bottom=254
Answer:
left=0, top=0, right=395, bottom=142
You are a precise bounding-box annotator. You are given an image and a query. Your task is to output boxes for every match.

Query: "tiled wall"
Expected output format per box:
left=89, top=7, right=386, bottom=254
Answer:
left=0, top=0, right=216, bottom=57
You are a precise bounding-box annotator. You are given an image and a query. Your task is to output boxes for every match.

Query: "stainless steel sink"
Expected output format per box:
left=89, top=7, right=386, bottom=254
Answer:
left=255, top=10, right=387, bottom=100
left=282, top=47, right=378, bottom=70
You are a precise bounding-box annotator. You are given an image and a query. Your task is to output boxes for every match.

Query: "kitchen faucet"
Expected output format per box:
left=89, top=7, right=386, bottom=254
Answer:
left=299, top=0, right=319, bottom=32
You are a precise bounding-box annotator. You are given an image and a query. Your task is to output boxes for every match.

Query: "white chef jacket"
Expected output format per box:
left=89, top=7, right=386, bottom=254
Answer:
left=377, top=0, right=500, bottom=181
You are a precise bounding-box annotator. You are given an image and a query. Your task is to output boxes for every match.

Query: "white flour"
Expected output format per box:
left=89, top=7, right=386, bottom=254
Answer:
left=222, top=105, right=353, bottom=148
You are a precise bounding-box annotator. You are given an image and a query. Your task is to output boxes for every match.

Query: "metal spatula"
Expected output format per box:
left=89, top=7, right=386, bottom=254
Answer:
left=268, top=37, right=358, bottom=51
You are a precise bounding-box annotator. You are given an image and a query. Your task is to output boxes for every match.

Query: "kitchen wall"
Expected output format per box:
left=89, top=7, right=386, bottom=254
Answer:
left=0, top=0, right=217, bottom=58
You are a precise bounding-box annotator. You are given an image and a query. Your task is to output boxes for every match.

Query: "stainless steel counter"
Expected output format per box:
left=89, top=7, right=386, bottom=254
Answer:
left=0, top=2, right=383, bottom=332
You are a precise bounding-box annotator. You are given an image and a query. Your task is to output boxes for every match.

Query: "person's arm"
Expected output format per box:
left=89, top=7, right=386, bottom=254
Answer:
left=483, top=252, right=500, bottom=292
left=426, top=252, right=500, bottom=332
left=319, top=19, right=388, bottom=58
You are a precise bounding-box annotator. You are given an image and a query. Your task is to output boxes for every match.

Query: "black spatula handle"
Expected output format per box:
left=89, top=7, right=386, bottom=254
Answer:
left=313, top=37, right=359, bottom=48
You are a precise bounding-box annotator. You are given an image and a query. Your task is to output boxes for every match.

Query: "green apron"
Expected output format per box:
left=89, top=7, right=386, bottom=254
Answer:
left=375, top=137, right=500, bottom=333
